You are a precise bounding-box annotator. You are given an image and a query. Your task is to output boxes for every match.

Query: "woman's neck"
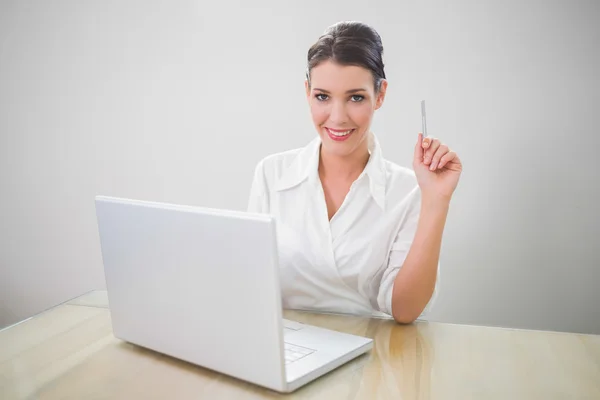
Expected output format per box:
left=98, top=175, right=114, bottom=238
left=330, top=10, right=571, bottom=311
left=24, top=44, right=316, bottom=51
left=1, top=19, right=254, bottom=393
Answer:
left=318, top=143, right=370, bottom=183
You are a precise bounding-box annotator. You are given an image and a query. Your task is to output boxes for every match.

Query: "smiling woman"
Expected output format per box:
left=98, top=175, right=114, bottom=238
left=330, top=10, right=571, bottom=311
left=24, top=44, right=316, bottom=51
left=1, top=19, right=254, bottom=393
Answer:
left=247, top=21, right=462, bottom=324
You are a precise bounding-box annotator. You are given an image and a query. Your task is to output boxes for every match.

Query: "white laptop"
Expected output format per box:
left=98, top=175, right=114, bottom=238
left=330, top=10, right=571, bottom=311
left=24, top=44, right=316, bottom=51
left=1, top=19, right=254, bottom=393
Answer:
left=94, top=195, right=373, bottom=393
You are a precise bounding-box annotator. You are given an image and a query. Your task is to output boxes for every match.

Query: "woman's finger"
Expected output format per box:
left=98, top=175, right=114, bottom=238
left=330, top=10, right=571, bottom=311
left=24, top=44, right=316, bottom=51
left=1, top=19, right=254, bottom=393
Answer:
left=429, top=144, right=449, bottom=170
left=423, top=138, right=440, bottom=165
left=437, top=150, right=456, bottom=170
left=422, top=136, right=432, bottom=150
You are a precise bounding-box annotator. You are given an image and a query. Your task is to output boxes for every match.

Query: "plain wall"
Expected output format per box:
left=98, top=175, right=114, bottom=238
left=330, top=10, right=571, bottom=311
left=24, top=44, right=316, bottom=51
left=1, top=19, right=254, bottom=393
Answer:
left=1, top=0, right=599, bottom=334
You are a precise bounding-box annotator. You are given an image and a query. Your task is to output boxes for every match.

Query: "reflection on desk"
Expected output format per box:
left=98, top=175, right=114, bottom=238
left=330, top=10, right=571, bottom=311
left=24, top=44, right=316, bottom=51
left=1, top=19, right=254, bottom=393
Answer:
left=1, top=290, right=599, bottom=399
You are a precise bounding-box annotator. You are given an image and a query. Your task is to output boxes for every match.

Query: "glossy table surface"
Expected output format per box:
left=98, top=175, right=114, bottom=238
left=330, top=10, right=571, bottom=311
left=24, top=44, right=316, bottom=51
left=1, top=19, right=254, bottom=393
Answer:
left=1, top=290, right=599, bottom=399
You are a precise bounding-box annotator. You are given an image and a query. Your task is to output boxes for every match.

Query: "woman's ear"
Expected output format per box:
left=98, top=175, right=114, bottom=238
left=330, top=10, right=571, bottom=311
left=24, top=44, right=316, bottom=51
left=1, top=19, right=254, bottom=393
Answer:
left=305, top=79, right=311, bottom=99
left=375, top=80, right=388, bottom=110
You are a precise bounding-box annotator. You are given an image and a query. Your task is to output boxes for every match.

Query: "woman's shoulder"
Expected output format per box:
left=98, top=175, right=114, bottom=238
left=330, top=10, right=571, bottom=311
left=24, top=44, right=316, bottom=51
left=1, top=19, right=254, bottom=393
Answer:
left=369, top=132, right=418, bottom=191
left=252, top=137, right=321, bottom=191
left=250, top=145, right=310, bottom=194
left=253, top=147, right=303, bottom=180
left=383, top=159, right=418, bottom=189
left=377, top=158, right=422, bottom=212
left=254, top=147, right=303, bottom=172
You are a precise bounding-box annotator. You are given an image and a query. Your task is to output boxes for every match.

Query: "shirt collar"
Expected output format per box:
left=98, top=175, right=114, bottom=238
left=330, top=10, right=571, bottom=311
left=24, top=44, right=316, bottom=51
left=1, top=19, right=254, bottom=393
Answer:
left=274, top=132, right=387, bottom=210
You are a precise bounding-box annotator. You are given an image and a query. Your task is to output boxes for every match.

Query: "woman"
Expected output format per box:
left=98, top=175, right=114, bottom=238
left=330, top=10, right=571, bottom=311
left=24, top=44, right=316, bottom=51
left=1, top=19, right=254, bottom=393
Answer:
left=247, top=21, right=462, bottom=324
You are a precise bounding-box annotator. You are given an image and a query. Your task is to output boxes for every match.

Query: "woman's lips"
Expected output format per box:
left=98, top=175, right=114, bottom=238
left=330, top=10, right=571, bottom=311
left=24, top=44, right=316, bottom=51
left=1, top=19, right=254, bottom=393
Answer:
left=325, top=127, right=355, bottom=141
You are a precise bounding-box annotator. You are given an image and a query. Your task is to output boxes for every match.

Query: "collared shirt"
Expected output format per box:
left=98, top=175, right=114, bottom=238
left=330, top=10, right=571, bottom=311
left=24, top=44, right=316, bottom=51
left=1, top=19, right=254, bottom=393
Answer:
left=247, top=133, right=438, bottom=319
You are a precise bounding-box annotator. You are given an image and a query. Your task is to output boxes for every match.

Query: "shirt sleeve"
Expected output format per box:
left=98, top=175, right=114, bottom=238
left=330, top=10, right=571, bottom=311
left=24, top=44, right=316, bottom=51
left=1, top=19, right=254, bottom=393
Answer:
left=376, top=187, right=441, bottom=320
left=247, top=159, right=270, bottom=214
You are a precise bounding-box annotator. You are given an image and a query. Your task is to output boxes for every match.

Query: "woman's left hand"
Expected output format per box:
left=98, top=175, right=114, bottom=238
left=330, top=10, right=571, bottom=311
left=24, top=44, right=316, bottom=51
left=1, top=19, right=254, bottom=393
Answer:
left=413, top=133, right=462, bottom=202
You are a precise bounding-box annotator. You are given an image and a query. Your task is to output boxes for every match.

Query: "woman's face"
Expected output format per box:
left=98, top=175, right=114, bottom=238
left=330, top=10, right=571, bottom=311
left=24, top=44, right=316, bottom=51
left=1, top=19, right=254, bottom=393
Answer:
left=305, top=60, right=387, bottom=158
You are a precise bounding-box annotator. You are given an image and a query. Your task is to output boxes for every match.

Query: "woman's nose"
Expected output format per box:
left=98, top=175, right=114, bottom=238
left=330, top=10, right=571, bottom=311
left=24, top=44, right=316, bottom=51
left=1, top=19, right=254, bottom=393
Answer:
left=328, top=101, right=348, bottom=125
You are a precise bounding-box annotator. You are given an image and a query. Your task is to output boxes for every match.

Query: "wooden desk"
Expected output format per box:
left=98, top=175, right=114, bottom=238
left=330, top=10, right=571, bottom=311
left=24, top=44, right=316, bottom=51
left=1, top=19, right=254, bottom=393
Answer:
left=1, top=291, right=599, bottom=399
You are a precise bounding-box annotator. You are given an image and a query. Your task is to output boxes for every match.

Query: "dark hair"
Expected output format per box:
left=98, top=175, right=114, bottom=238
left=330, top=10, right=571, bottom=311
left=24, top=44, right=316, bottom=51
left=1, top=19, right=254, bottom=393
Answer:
left=306, top=21, right=386, bottom=92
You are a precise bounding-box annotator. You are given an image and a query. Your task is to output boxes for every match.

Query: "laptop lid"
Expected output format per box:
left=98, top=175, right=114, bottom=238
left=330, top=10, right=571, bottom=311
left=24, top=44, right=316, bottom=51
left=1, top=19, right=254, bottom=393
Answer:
left=95, top=195, right=287, bottom=391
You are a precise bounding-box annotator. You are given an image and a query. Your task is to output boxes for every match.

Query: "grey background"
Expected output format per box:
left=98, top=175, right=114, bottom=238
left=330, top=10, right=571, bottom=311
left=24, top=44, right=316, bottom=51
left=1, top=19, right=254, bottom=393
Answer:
left=1, top=0, right=599, bottom=334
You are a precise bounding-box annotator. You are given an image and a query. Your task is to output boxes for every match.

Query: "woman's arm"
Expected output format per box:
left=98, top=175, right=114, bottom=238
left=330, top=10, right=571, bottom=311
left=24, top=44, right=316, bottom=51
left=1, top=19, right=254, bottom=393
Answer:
left=390, top=194, right=449, bottom=323
left=390, top=133, right=462, bottom=324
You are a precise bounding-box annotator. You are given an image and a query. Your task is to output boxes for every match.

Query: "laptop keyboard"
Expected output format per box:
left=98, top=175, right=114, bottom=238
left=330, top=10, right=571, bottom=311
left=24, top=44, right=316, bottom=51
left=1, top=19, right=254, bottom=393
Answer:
left=284, top=342, right=315, bottom=364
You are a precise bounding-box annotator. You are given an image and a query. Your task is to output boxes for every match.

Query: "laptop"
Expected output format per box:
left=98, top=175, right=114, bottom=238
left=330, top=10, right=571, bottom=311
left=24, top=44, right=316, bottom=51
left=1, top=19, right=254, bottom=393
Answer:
left=94, top=195, right=373, bottom=393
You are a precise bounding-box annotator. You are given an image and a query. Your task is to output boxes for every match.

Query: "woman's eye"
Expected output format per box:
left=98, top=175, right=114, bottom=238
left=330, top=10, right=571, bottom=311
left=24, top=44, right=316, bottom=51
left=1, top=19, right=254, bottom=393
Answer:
left=315, top=94, right=329, bottom=101
left=351, top=95, right=364, bottom=102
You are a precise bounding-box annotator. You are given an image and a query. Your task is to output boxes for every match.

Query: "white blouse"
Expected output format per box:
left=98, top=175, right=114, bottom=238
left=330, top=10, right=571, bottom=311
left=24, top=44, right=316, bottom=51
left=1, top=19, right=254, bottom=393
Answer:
left=247, top=133, right=438, bottom=319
